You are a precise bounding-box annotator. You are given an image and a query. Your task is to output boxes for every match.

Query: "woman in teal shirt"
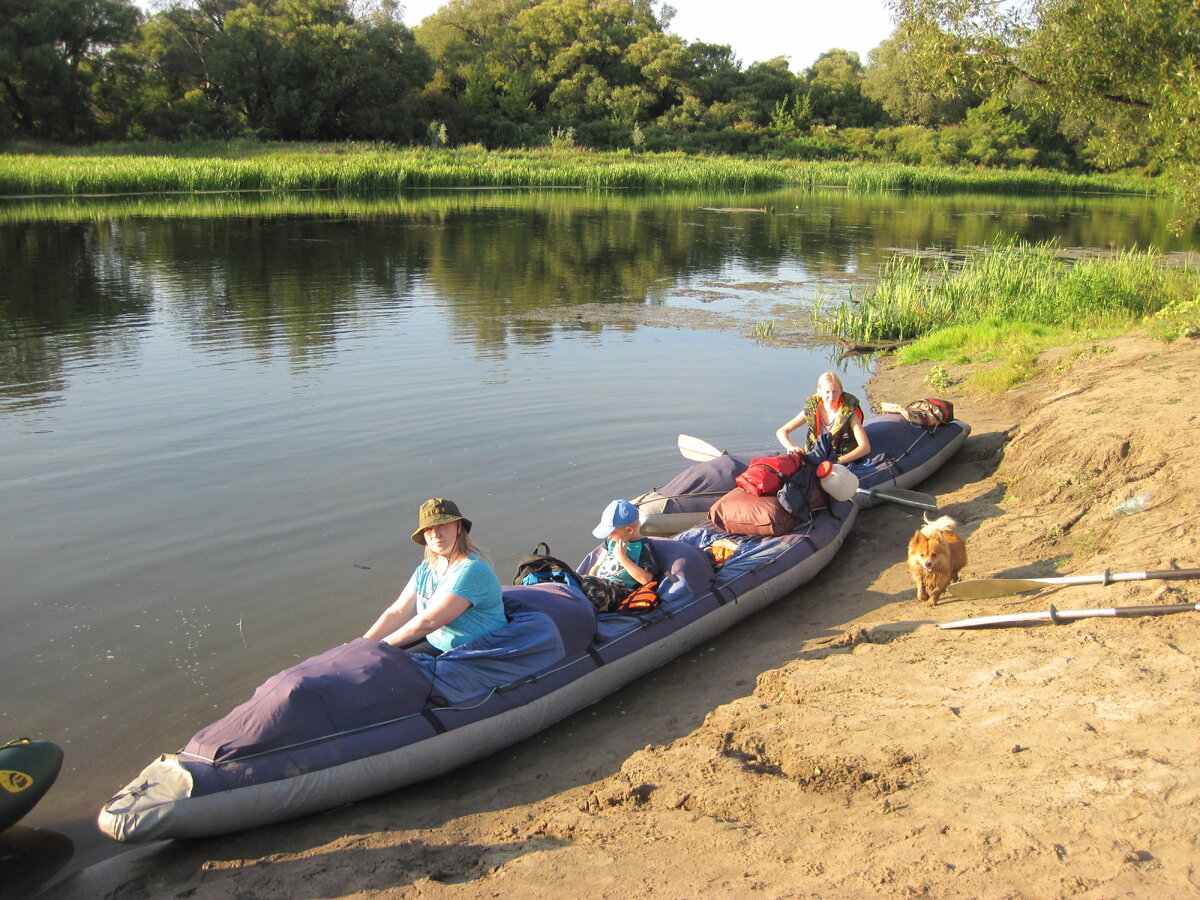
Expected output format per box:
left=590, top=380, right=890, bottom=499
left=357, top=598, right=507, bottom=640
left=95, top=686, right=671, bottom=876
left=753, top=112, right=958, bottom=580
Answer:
left=364, top=498, right=505, bottom=655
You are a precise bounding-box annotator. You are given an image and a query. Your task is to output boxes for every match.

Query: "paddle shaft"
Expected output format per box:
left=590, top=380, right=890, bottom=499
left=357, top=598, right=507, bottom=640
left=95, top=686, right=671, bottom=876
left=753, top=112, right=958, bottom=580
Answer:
left=858, top=486, right=938, bottom=511
left=948, top=568, right=1200, bottom=600
left=940, top=602, right=1200, bottom=630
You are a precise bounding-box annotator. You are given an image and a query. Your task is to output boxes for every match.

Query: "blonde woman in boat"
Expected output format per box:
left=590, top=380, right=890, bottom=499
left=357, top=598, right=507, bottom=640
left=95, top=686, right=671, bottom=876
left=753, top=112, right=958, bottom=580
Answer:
left=364, top=498, right=505, bottom=656
left=776, top=371, right=871, bottom=465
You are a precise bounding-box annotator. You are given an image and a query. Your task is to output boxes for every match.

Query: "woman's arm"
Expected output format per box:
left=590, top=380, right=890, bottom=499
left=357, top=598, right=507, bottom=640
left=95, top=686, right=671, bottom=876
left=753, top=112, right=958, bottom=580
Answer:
left=363, top=583, right=419, bottom=641
left=837, top=417, right=872, bottom=465
left=775, top=410, right=808, bottom=452
left=374, top=590, right=471, bottom=647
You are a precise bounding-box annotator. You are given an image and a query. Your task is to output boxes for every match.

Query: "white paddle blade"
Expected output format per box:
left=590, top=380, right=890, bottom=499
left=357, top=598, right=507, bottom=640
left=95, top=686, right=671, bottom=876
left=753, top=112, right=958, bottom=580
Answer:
left=678, top=434, right=724, bottom=461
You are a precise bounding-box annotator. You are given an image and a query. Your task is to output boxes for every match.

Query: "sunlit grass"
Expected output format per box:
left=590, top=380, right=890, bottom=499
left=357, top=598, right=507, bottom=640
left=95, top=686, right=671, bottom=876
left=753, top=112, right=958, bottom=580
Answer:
left=827, top=240, right=1200, bottom=390
left=0, top=141, right=1156, bottom=197
left=831, top=241, right=1197, bottom=347
left=964, top=346, right=1040, bottom=393
left=0, top=146, right=796, bottom=194
left=895, top=320, right=1081, bottom=365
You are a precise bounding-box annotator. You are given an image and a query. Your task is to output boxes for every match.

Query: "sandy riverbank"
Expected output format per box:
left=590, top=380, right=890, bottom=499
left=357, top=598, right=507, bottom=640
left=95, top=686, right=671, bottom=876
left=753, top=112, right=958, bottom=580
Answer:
left=41, top=331, right=1200, bottom=899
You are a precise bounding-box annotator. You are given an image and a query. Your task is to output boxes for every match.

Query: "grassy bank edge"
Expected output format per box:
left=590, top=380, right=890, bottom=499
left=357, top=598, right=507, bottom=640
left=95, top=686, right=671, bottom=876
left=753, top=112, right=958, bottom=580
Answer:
left=0, top=142, right=1155, bottom=198
left=818, top=241, right=1200, bottom=395
left=871, top=305, right=1196, bottom=396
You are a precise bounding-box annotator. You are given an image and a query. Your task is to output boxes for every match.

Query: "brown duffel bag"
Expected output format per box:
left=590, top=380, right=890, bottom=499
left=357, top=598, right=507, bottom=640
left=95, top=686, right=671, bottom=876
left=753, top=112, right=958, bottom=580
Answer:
left=708, top=486, right=801, bottom=536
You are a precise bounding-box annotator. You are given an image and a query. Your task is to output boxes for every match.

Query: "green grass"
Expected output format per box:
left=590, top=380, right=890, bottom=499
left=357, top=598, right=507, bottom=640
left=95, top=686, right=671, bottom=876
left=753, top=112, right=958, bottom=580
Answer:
left=831, top=240, right=1198, bottom=346
left=965, top=346, right=1040, bottom=393
left=0, top=145, right=794, bottom=195
left=827, top=239, right=1200, bottom=390
left=751, top=319, right=777, bottom=340
left=0, top=140, right=1157, bottom=197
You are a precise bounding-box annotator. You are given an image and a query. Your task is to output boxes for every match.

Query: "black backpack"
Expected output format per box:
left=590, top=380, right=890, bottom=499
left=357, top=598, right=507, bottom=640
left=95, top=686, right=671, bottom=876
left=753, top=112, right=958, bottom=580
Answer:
left=513, top=542, right=585, bottom=592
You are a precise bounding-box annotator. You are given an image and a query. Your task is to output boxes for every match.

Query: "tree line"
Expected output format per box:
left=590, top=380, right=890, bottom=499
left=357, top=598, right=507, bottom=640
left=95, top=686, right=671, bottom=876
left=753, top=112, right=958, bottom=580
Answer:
left=2, top=0, right=1196, bottom=187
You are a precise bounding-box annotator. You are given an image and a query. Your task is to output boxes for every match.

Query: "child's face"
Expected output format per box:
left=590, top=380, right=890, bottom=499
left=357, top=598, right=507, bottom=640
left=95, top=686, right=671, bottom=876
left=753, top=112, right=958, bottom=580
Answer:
left=608, top=523, right=635, bottom=542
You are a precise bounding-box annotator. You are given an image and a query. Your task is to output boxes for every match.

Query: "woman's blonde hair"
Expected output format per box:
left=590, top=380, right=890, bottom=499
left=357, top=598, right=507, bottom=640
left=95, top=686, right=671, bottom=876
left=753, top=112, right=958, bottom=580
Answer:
left=818, top=371, right=843, bottom=390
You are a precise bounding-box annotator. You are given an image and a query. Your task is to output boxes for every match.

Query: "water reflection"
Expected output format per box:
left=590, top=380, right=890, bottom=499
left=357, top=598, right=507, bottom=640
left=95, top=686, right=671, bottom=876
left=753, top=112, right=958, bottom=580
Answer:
left=1, top=187, right=1194, bottom=412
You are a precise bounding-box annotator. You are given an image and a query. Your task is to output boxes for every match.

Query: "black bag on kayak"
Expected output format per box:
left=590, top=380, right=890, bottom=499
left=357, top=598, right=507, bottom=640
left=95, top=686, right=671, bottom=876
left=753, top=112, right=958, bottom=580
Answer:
left=778, top=433, right=836, bottom=521
left=513, top=542, right=585, bottom=592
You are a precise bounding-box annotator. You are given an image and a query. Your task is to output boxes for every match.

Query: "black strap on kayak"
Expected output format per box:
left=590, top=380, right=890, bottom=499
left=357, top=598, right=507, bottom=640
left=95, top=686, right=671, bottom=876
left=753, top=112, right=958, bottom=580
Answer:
left=421, top=708, right=447, bottom=734
left=586, top=646, right=606, bottom=666
left=888, top=424, right=951, bottom=473
left=638, top=606, right=674, bottom=628
left=496, top=673, right=545, bottom=693
left=711, top=583, right=733, bottom=606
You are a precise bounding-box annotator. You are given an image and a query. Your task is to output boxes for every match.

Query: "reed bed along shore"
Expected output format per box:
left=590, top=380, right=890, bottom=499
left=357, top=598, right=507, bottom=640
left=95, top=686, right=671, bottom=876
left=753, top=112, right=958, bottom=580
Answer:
left=0, top=143, right=1153, bottom=198
left=829, top=240, right=1200, bottom=349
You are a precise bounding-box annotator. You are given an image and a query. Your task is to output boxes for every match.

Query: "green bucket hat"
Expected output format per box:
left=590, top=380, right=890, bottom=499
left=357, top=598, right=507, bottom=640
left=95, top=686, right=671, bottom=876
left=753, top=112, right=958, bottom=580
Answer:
left=411, top=498, right=471, bottom=545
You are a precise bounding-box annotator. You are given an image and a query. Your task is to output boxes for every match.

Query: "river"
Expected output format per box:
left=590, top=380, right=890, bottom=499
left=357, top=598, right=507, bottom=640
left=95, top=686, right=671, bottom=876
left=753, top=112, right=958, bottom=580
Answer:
left=0, top=185, right=1194, bottom=889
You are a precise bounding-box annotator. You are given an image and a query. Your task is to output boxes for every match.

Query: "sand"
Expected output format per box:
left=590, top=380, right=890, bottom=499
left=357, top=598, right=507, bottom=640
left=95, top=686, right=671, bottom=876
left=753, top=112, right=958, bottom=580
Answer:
left=43, top=332, right=1200, bottom=899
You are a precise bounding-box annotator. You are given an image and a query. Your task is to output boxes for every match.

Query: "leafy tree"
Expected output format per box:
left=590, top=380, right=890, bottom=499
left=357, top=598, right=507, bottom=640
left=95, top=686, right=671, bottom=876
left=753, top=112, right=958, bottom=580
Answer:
left=806, top=48, right=862, bottom=90
left=801, top=49, right=885, bottom=127
left=116, top=0, right=431, bottom=141
left=893, top=0, right=1200, bottom=224
left=414, top=0, right=537, bottom=63
left=863, top=30, right=977, bottom=126
left=501, top=0, right=687, bottom=126
left=682, top=41, right=742, bottom=106
left=0, top=0, right=140, bottom=140
left=733, top=57, right=798, bottom=126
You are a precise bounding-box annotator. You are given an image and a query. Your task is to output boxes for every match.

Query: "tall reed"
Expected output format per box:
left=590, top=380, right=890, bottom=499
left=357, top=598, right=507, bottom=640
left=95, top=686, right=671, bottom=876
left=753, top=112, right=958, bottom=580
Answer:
left=0, top=144, right=1156, bottom=198
left=828, top=240, right=1193, bottom=344
left=0, top=147, right=797, bottom=195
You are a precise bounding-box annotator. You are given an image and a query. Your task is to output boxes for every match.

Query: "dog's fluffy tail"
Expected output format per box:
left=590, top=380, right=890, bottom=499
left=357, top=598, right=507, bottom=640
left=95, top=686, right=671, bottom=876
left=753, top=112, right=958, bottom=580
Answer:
left=920, top=514, right=958, bottom=537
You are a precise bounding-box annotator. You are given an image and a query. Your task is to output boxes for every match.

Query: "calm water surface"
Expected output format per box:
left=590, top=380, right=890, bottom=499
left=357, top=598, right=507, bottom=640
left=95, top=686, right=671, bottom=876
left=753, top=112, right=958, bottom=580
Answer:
left=1, top=186, right=1195, bottom=885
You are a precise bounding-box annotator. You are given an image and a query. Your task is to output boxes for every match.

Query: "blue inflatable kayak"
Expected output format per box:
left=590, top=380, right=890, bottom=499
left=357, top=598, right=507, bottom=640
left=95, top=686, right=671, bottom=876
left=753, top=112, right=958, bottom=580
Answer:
left=99, top=417, right=968, bottom=842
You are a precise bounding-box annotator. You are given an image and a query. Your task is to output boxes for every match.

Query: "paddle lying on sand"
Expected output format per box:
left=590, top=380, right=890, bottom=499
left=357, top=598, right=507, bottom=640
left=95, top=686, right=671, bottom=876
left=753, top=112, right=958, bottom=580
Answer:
left=939, top=601, right=1200, bottom=630
left=677, top=434, right=939, bottom=512
left=947, top=567, right=1200, bottom=601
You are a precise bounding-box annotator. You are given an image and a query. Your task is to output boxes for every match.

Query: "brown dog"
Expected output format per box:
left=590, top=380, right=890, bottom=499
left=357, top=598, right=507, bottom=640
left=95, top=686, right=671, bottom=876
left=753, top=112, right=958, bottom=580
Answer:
left=907, top=515, right=967, bottom=606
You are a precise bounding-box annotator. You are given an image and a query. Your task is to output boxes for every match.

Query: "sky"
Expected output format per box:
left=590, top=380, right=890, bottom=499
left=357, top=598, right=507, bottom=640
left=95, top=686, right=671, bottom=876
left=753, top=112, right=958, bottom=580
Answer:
left=663, top=0, right=896, bottom=69
left=134, top=1, right=898, bottom=72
